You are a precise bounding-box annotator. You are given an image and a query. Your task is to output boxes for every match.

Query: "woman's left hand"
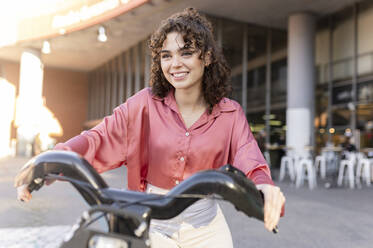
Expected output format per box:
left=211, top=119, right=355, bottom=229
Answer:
left=256, top=184, right=285, bottom=232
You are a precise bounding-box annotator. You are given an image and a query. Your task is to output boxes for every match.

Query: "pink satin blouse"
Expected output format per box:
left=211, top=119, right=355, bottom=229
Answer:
left=55, top=87, right=273, bottom=191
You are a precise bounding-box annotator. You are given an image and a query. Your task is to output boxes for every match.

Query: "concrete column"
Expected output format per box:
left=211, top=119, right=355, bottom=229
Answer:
left=15, top=48, right=44, bottom=156
left=286, top=13, right=315, bottom=157
left=0, top=76, right=16, bottom=158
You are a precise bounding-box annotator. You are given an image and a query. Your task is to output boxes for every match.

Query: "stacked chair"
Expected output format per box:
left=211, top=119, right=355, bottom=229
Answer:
left=337, top=151, right=357, bottom=189
left=279, top=149, right=316, bottom=189
left=314, top=153, right=327, bottom=180
left=279, top=153, right=296, bottom=183
left=337, top=151, right=373, bottom=189
left=295, top=153, right=317, bottom=189
left=280, top=146, right=373, bottom=190
left=355, top=152, right=372, bottom=187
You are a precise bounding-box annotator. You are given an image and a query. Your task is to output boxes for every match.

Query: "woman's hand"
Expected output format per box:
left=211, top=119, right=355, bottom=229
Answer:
left=256, top=184, right=285, bottom=232
left=15, top=178, right=56, bottom=202
left=17, top=184, right=32, bottom=202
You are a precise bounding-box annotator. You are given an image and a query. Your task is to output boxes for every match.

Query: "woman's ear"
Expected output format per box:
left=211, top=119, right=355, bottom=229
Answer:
left=204, top=51, right=212, bottom=66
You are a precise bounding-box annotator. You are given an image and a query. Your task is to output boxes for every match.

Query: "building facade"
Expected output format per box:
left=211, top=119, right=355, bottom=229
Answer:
left=0, top=0, right=371, bottom=161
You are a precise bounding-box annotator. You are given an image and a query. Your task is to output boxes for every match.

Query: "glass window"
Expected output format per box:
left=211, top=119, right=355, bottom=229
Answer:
left=271, top=58, right=287, bottom=104
left=271, top=29, right=287, bottom=105
left=356, top=81, right=373, bottom=148
left=247, top=26, right=267, bottom=60
left=315, top=86, right=329, bottom=129
left=315, top=86, right=329, bottom=149
left=358, top=80, right=373, bottom=103
left=270, top=109, right=286, bottom=145
left=332, top=6, right=354, bottom=82
left=247, top=109, right=286, bottom=159
left=221, top=19, right=243, bottom=103
left=332, top=107, right=351, bottom=128
left=222, top=20, right=243, bottom=69
left=247, top=66, right=265, bottom=108
left=358, top=103, right=373, bottom=148
left=332, top=84, right=353, bottom=105
left=246, top=26, right=267, bottom=109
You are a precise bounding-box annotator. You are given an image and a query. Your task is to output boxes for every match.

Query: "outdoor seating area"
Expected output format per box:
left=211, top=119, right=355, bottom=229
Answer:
left=279, top=146, right=373, bottom=190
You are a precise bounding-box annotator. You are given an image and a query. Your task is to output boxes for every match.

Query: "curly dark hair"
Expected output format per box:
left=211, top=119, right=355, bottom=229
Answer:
left=149, top=7, right=231, bottom=113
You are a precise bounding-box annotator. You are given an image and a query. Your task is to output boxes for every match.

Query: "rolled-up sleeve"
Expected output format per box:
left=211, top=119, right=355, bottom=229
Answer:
left=55, top=104, right=128, bottom=173
left=230, top=106, right=273, bottom=185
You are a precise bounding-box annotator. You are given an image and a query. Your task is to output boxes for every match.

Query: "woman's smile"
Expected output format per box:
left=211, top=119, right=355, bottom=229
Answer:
left=171, top=71, right=189, bottom=80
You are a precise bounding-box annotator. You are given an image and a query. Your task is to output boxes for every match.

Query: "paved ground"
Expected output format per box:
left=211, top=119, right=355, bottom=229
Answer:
left=0, top=156, right=372, bottom=248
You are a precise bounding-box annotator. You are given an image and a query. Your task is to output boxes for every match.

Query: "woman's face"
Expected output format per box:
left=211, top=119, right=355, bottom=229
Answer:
left=160, top=32, right=205, bottom=92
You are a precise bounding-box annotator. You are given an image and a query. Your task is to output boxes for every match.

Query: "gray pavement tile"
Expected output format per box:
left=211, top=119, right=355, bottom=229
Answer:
left=0, top=225, right=71, bottom=248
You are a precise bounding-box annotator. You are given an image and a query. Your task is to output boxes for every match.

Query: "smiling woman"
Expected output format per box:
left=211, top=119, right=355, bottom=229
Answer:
left=149, top=8, right=231, bottom=114
left=16, top=7, right=285, bottom=248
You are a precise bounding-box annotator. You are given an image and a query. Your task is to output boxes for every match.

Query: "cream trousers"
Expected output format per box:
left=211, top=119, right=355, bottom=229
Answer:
left=146, top=184, right=234, bottom=248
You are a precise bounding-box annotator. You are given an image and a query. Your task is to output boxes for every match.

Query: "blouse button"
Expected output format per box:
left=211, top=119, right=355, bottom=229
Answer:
left=180, top=157, right=185, bottom=162
left=175, top=180, right=180, bottom=185
left=185, top=132, right=190, bottom=137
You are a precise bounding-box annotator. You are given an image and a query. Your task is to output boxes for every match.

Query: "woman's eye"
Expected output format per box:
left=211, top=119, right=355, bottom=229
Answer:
left=181, top=51, right=193, bottom=56
left=161, top=54, right=171, bottom=59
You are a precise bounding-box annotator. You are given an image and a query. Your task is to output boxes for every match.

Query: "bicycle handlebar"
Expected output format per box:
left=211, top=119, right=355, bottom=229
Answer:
left=14, top=151, right=264, bottom=222
left=14, top=151, right=109, bottom=204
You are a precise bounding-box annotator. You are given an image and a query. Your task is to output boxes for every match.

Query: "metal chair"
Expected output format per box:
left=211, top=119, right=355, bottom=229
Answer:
left=356, top=152, right=372, bottom=187
left=314, top=154, right=327, bottom=180
left=279, top=155, right=295, bottom=182
left=295, top=156, right=317, bottom=190
left=337, top=152, right=357, bottom=189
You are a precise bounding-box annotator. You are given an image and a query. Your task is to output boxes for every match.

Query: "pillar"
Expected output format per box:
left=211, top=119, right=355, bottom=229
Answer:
left=0, top=76, right=16, bottom=158
left=287, top=13, right=315, bottom=157
left=15, top=48, right=44, bottom=156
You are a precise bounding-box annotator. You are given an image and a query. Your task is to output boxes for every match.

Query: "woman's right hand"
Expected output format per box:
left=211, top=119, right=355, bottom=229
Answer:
left=17, top=184, right=32, bottom=202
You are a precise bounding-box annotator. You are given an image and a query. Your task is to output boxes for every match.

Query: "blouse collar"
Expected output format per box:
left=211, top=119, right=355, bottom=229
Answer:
left=151, top=88, right=237, bottom=118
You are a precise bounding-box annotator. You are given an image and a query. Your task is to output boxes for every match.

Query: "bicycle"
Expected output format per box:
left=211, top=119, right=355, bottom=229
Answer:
left=15, top=150, right=276, bottom=248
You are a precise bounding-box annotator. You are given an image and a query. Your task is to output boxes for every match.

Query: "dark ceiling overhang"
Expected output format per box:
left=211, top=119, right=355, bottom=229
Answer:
left=0, top=0, right=361, bottom=71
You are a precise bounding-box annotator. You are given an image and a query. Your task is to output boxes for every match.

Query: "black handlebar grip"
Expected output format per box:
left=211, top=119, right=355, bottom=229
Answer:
left=27, top=181, right=43, bottom=193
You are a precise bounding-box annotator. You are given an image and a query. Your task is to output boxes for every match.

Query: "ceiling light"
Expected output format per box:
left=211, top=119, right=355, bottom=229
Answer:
left=97, top=26, right=107, bottom=42
left=42, top=41, right=51, bottom=54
